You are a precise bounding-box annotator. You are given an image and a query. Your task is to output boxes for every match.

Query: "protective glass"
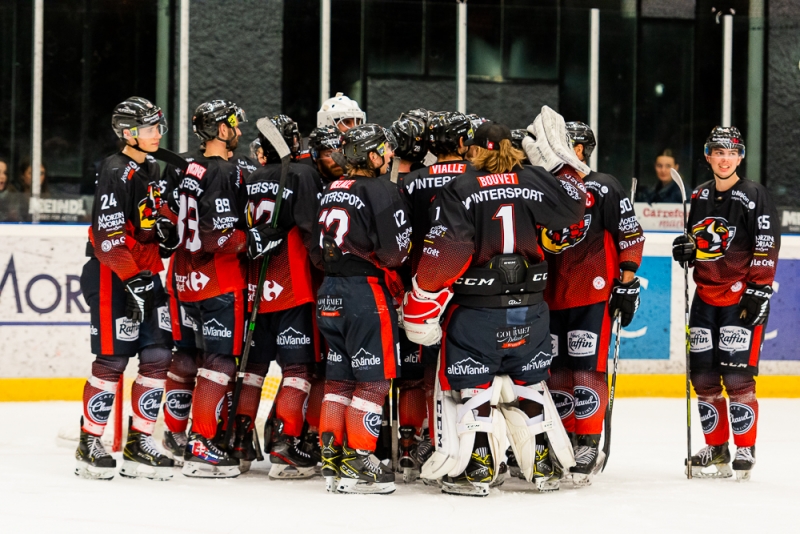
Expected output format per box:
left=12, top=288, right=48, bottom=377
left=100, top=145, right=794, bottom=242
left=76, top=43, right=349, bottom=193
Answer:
left=131, top=117, right=168, bottom=139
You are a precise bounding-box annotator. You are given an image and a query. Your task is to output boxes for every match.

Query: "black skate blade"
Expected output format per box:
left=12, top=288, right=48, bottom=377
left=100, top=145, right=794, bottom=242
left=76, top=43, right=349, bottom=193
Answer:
left=119, top=460, right=174, bottom=481
left=74, top=461, right=115, bottom=481
left=336, top=477, right=396, bottom=495
left=181, top=461, right=240, bottom=479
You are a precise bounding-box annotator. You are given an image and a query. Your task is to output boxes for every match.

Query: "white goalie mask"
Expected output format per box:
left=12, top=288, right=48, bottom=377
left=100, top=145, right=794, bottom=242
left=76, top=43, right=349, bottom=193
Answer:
left=317, top=92, right=367, bottom=131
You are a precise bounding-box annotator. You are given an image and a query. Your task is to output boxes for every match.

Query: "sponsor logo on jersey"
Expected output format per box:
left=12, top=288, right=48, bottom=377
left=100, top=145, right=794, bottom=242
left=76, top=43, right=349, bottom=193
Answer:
left=689, top=327, right=713, bottom=352
left=165, top=390, right=193, bottom=421
left=461, top=187, right=543, bottom=210
left=476, top=173, right=519, bottom=188
left=618, top=215, right=639, bottom=233
left=429, top=163, right=466, bottom=175
left=700, top=189, right=709, bottom=199
left=754, top=234, right=775, bottom=253
left=403, top=350, right=421, bottom=364
left=100, top=236, right=126, bottom=252
left=560, top=180, right=581, bottom=200
left=327, top=350, right=343, bottom=363
left=262, top=280, right=284, bottom=302
left=691, top=217, right=736, bottom=261
left=698, top=401, right=719, bottom=434
left=750, top=258, right=775, bottom=268
left=320, top=190, right=366, bottom=209
left=179, top=176, right=204, bottom=196
left=496, top=325, right=531, bottom=349
left=521, top=351, right=553, bottom=372
left=180, top=307, right=196, bottom=330
left=87, top=391, right=115, bottom=424
left=351, top=348, right=381, bottom=370
left=157, top=305, right=171, bottom=331
left=318, top=295, right=343, bottom=317
left=574, top=386, right=600, bottom=419
left=363, top=412, right=382, bottom=438
left=277, top=327, right=312, bottom=348
left=551, top=334, right=559, bottom=357
left=539, top=215, right=591, bottom=254
left=550, top=390, right=574, bottom=419
left=176, top=272, right=210, bottom=293
left=446, top=357, right=490, bottom=376
left=567, top=330, right=597, bottom=357
left=203, top=318, right=232, bottom=339
left=212, top=216, right=237, bottom=230
left=593, top=276, right=606, bottom=290
left=186, top=162, right=206, bottom=180
left=396, top=226, right=412, bottom=251
left=730, top=189, right=754, bottom=209
left=718, top=326, right=751, bottom=353
left=90, top=325, right=98, bottom=336
left=138, top=388, right=164, bottom=421
left=97, top=211, right=125, bottom=231
left=731, top=281, right=743, bottom=293
left=330, top=179, right=356, bottom=190
left=730, top=403, right=756, bottom=434
left=115, top=317, right=140, bottom=341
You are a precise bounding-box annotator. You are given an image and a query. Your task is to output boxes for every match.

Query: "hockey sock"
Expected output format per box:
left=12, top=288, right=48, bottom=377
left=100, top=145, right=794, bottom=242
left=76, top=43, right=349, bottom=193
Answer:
left=320, top=379, right=355, bottom=447
left=547, top=367, right=575, bottom=434
left=192, top=353, right=235, bottom=439
left=723, top=373, right=758, bottom=448
left=306, top=377, right=324, bottom=433
left=236, top=362, right=270, bottom=432
left=345, top=380, right=390, bottom=451
left=274, top=364, right=312, bottom=437
left=691, top=370, right=730, bottom=446
left=130, top=345, right=170, bottom=434
left=82, top=355, right=128, bottom=436
left=164, top=349, right=198, bottom=433
left=399, top=381, right=426, bottom=435
left=573, top=370, right=609, bottom=435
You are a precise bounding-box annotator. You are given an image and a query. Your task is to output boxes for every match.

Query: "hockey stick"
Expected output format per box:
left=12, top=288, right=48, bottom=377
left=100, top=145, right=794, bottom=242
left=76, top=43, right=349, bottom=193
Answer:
left=390, top=378, right=399, bottom=472
left=223, top=117, right=291, bottom=449
left=601, top=177, right=636, bottom=471
left=151, top=148, right=190, bottom=171
left=670, top=167, right=692, bottom=480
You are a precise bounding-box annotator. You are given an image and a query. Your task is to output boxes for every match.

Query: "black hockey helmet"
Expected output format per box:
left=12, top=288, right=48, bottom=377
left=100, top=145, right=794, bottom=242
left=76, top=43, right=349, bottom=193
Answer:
left=390, top=115, right=427, bottom=162
left=428, top=111, right=474, bottom=156
left=565, top=121, right=596, bottom=160
left=466, top=113, right=488, bottom=132
left=112, top=97, right=167, bottom=139
left=192, top=100, right=246, bottom=142
left=308, top=125, right=343, bottom=162
left=401, top=108, right=431, bottom=123
left=258, top=114, right=302, bottom=162
left=704, top=126, right=745, bottom=157
left=341, top=123, right=390, bottom=168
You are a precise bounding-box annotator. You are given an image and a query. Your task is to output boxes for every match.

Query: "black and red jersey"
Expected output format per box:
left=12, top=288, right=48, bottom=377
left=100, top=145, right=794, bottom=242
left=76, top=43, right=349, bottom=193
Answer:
left=172, top=156, right=248, bottom=302
left=400, top=159, right=471, bottom=271
left=417, top=164, right=587, bottom=292
left=688, top=178, right=780, bottom=306
left=246, top=162, right=324, bottom=313
left=542, top=171, right=644, bottom=310
left=89, top=152, right=164, bottom=281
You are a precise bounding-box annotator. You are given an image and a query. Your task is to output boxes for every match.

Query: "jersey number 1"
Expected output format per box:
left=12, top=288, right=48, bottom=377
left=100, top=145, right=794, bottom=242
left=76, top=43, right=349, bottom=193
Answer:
left=493, top=204, right=516, bottom=254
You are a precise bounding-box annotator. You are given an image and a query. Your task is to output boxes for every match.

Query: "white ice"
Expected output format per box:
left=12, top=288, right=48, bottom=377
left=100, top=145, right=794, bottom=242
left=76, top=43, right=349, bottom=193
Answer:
left=1, top=399, right=797, bottom=534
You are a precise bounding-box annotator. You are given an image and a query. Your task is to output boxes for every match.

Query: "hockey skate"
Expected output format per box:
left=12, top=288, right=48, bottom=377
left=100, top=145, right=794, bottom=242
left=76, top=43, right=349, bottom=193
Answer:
left=570, top=435, right=605, bottom=487
left=269, top=423, right=317, bottom=480
left=182, top=432, right=240, bottom=478
left=120, top=419, right=175, bottom=480
left=301, top=430, right=323, bottom=476
left=732, top=445, right=755, bottom=482
left=532, top=441, right=561, bottom=492
left=415, top=430, right=440, bottom=487
left=685, top=443, right=732, bottom=478
left=162, top=430, right=188, bottom=467
left=74, top=418, right=116, bottom=480
left=506, top=447, right=523, bottom=479
left=231, top=416, right=260, bottom=474
left=441, top=447, right=493, bottom=497
left=399, top=426, right=421, bottom=483
left=337, top=440, right=396, bottom=495
left=321, top=432, right=342, bottom=492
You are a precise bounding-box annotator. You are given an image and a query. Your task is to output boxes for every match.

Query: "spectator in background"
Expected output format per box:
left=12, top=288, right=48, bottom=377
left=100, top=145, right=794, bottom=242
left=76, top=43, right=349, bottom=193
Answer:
left=637, top=148, right=685, bottom=203
left=0, top=157, right=9, bottom=194
left=13, top=157, right=47, bottom=194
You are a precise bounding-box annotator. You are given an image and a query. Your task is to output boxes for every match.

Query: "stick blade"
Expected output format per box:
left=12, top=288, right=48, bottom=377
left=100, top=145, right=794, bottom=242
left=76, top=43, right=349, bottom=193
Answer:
left=256, top=117, right=291, bottom=160
left=669, top=168, right=688, bottom=204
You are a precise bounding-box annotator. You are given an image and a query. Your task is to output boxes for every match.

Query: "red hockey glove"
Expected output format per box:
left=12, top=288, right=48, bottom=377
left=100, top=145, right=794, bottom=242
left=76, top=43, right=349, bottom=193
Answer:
left=402, top=276, right=453, bottom=346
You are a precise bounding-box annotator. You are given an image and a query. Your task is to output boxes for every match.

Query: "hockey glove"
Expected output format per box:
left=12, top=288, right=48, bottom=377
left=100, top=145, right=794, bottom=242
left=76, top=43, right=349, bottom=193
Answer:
left=672, top=234, right=696, bottom=267
left=247, top=224, right=287, bottom=260
left=123, top=271, right=155, bottom=323
left=609, top=278, right=640, bottom=327
left=738, top=282, right=773, bottom=326
left=401, top=276, right=453, bottom=346
left=155, top=217, right=180, bottom=250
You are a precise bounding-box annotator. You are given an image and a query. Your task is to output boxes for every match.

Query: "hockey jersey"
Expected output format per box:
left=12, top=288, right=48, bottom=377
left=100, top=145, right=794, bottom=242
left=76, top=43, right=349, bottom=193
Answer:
left=417, top=165, right=587, bottom=292
left=172, top=156, right=248, bottom=302
left=246, top=162, right=324, bottom=313
left=688, top=178, right=780, bottom=307
left=542, top=171, right=645, bottom=310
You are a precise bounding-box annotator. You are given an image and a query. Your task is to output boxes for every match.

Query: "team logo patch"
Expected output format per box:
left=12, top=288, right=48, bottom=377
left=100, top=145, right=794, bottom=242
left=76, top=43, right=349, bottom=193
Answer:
left=521, top=351, right=553, bottom=372
left=718, top=326, right=752, bottom=353
left=363, top=412, right=382, bottom=438
left=585, top=191, right=595, bottom=208
left=730, top=403, right=756, bottom=435
left=593, top=276, right=605, bottom=290
left=539, top=215, right=592, bottom=254
left=115, top=317, right=140, bottom=341
left=496, top=325, right=531, bottom=349
left=157, top=306, right=171, bottom=331
left=691, top=217, right=736, bottom=261
left=567, top=330, right=598, bottom=357
left=138, top=388, right=164, bottom=421
left=446, top=357, right=490, bottom=376
left=165, top=390, right=192, bottom=421
left=574, top=386, right=600, bottom=419
left=689, top=327, right=713, bottom=353
left=698, top=401, right=719, bottom=434
left=87, top=391, right=115, bottom=424
left=551, top=390, right=574, bottom=419
left=137, top=186, right=161, bottom=229
left=550, top=334, right=559, bottom=357
left=731, top=281, right=743, bottom=293
left=276, top=327, right=312, bottom=349
left=318, top=295, right=344, bottom=317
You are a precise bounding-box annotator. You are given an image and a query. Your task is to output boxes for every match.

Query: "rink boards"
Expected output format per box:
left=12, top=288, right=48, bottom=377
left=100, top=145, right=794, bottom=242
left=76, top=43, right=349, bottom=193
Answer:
left=1, top=223, right=799, bottom=400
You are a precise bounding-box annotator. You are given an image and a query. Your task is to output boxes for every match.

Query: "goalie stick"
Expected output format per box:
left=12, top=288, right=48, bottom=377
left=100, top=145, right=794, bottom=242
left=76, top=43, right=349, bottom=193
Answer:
left=223, top=117, right=291, bottom=450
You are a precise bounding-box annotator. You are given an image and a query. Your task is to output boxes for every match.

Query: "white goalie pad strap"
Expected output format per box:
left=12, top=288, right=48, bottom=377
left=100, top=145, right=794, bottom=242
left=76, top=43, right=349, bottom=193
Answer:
left=244, top=373, right=265, bottom=388
left=524, top=106, right=591, bottom=175
left=88, top=375, right=119, bottom=394
left=167, top=371, right=193, bottom=384
left=350, top=396, right=383, bottom=415
left=134, top=374, right=166, bottom=389
left=323, top=393, right=351, bottom=407
left=132, top=413, right=157, bottom=434
left=283, top=376, right=311, bottom=393
left=197, top=368, right=231, bottom=386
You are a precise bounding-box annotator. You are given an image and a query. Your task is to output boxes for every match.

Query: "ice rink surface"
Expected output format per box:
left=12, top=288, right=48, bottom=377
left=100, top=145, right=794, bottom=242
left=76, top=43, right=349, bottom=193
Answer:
left=1, top=398, right=797, bottom=534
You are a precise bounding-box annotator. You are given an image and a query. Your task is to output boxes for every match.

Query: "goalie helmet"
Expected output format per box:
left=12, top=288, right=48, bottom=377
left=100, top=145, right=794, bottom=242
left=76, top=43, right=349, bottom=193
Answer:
left=565, top=121, right=596, bottom=160
left=510, top=129, right=528, bottom=151
left=308, top=125, right=343, bottom=162
left=317, top=92, right=366, bottom=130
left=192, top=100, right=246, bottom=142
left=112, top=97, right=167, bottom=139
left=704, top=126, right=745, bottom=157
left=341, top=123, right=390, bottom=168
left=428, top=111, right=474, bottom=156
left=390, top=115, right=427, bottom=162
left=258, top=114, right=302, bottom=162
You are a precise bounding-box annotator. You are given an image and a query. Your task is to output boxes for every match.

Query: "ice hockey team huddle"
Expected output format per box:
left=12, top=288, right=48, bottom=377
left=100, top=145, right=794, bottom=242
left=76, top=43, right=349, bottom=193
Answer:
left=74, top=92, right=780, bottom=495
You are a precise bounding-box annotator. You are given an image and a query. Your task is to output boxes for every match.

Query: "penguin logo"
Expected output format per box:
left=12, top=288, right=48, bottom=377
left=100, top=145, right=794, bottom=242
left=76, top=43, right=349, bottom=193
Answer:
left=539, top=214, right=592, bottom=254
left=691, top=217, right=736, bottom=261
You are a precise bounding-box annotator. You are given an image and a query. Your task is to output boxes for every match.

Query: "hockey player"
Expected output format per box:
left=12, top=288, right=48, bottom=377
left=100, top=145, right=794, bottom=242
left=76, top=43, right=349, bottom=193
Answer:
left=672, top=126, right=780, bottom=481
left=402, top=109, right=589, bottom=496
left=315, top=124, right=411, bottom=494
left=542, top=121, right=644, bottom=486
left=317, top=92, right=366, bottom=132
left=308, top=125, right=344, bottom=183
left=76, top=97, right=175, bottom=480
left=172, top=99, right=251, bottom=478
